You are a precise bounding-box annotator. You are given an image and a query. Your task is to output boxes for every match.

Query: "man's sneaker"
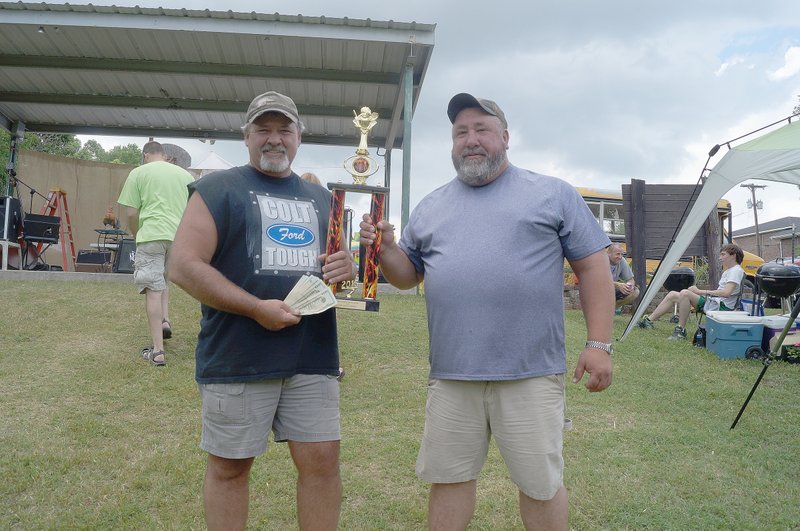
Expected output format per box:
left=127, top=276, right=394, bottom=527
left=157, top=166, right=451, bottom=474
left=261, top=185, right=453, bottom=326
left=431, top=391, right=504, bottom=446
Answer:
left=638, top=316, right=654, bottom=329
left=667, top=326, right=687, bottom=340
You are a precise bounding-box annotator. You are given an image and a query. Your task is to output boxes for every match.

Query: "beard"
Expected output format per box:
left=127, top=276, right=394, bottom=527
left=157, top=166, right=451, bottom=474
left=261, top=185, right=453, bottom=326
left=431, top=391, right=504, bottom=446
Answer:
left=259, top=148, right=290, bottom=173
left=452, top=148, right=507, bottom=186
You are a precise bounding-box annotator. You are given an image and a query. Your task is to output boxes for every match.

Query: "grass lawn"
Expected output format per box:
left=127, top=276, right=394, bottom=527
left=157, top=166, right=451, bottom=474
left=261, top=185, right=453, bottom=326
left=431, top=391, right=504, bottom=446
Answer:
left=1, top=279, right=798, bottom=529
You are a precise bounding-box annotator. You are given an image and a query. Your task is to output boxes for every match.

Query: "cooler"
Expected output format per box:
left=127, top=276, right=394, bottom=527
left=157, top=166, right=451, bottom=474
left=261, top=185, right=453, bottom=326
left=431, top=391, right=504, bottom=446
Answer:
left=761, top=315, right=799, bottom=352
left=706, top=315, right=764, bottom=359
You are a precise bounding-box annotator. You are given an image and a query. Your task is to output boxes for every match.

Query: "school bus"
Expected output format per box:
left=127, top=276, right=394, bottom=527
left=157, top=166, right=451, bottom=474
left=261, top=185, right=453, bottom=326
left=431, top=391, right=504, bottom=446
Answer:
left=575, top=186, right=764, bottom=280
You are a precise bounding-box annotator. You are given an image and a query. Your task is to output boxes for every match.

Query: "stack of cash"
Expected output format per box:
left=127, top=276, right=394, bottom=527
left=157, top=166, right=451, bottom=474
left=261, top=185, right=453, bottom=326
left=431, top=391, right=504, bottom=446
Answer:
left=284, top=274, right=337, bottom=315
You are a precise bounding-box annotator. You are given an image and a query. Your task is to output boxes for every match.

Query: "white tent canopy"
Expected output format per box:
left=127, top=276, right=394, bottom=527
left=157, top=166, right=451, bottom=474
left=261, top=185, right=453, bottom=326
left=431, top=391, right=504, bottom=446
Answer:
left=620, top=117, right=800, bottom=341
left=188, top=151, right=235, bottom=178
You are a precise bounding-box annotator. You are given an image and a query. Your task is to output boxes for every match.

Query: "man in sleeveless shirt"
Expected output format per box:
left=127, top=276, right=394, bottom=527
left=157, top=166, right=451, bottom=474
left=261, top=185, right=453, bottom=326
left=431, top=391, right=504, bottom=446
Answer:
left=170, top=91, right=356, bottom=530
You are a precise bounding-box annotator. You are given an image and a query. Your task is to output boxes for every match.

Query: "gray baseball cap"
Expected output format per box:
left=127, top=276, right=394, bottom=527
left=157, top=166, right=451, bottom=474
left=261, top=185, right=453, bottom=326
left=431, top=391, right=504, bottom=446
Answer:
left=447, top=93, right=508, bottom=129
left=246, top=91, right=300, bottom=125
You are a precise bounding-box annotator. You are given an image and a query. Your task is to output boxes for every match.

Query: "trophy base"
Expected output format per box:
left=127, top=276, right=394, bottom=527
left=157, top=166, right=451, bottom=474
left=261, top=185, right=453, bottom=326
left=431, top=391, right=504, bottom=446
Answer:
left=335, top=297, right=380, bottom=312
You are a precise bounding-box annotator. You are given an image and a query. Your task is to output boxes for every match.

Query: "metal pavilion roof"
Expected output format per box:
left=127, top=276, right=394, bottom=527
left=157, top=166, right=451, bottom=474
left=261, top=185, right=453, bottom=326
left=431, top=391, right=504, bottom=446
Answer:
left=0, top=2, right=436, bottom=150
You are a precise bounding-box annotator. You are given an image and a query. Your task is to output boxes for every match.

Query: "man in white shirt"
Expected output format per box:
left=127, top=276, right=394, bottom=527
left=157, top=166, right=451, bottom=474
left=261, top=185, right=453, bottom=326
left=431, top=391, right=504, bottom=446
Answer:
left=638, top=244, right=745, bottom=340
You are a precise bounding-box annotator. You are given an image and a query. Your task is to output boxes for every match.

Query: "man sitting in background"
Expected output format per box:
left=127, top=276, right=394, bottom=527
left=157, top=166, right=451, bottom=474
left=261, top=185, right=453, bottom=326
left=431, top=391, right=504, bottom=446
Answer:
left=608, top=244, right=639, bottom=310
left=638, top=243, right=745, bottom=340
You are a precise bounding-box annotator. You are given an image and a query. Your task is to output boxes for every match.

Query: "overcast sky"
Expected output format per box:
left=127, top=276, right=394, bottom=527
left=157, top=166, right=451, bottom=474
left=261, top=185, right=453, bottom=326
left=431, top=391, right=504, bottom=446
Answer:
left=84, top=0, right=800, bottom=233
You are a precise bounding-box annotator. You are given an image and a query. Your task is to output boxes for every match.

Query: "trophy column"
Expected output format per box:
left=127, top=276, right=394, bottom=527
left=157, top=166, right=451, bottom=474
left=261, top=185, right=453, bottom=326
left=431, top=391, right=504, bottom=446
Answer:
left=325, top=183, right=388, bottom=311
left=325, top=187, right=346, bottom=294
left=363, top=191, right=386, bottom=299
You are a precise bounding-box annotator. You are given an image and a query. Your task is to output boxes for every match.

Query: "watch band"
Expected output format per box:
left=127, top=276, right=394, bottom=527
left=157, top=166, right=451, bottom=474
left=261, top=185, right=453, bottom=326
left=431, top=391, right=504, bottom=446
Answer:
left=585, top=340, right=613, bottom=355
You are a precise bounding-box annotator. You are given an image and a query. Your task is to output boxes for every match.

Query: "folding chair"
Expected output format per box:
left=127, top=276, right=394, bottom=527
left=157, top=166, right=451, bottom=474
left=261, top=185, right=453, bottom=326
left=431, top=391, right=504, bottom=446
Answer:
left=692, top=279, right=748, bottom=347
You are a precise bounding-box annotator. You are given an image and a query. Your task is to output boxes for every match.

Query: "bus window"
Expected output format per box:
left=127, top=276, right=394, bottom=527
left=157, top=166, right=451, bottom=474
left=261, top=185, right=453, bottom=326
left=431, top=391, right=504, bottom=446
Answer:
left=584, top=199, right=625, bottom=237
left=585, top=201, right=601, bottom=225
left=603, top=203, right=625, bottom=236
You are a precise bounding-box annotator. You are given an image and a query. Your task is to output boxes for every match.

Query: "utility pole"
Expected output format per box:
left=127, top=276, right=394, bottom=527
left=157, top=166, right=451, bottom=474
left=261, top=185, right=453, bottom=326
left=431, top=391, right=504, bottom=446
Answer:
left=740, top=183, right=766, bottom=257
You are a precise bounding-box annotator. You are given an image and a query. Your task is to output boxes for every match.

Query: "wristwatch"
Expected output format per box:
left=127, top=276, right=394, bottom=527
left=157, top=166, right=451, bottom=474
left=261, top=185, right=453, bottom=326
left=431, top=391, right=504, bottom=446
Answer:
left=585, top=340, right=613, bottom=355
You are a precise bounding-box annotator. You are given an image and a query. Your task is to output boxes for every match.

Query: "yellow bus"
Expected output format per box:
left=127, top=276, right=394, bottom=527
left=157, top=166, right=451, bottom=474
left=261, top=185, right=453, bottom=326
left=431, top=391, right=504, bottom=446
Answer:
left=575, top=187, right=764, bottom=280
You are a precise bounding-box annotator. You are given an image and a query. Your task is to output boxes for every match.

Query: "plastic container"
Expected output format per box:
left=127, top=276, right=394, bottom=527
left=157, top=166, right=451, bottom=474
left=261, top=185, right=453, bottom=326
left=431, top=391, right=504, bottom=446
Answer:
left=761, top=315, right=799, bottom=352
left=706, top=316, right=764, bottom=359
left=705, top=310, right=762, bottom=323
left=740, top=298, right=764, bottom=316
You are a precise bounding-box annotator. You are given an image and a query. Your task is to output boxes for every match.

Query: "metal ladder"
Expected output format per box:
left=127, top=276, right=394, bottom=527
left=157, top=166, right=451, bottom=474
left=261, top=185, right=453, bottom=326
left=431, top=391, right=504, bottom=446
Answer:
left=36, top=188, right=77, bottom=271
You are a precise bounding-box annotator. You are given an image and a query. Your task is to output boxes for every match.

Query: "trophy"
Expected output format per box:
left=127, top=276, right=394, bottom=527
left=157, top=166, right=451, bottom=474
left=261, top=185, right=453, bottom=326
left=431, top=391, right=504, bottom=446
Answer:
left=326, top=106, right=389, bottom=311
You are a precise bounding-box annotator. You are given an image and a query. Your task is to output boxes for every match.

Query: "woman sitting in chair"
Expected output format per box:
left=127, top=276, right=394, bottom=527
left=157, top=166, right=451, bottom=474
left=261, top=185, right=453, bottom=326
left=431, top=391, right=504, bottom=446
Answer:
left=638, top=243, right=745, bottom=340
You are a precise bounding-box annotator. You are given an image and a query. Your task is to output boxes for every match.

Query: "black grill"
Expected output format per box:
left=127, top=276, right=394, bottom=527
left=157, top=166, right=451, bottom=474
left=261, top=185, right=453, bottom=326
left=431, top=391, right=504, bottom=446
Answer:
left=664, top=267, right=695, bottom=292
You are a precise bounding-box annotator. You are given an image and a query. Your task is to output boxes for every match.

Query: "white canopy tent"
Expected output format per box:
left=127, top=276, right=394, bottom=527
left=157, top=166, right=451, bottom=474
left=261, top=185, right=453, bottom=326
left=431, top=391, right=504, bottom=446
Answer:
left=188, top=152, right=235, bottom=179
left=620, top=116, right=800, bottom=341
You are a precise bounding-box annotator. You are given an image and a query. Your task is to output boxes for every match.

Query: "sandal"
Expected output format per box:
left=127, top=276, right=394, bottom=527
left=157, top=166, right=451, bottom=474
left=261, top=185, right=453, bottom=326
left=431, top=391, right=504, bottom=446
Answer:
left=141, top=346, right=166, bottom=367
left=162, top=319, right=172, bottom=339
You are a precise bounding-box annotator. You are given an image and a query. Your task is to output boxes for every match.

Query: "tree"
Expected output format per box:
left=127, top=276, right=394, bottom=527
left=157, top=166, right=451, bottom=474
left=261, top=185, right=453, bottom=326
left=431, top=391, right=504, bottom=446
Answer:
left=76, top=139, right=107, bottom=161
left=76, top=140, right=141, bottom=165
left=1, top=131, right=82, bottom=162
left=2, top=130, right=141, bottom=192
left=22, top=132, right=82, bottom=157
left=105, top=143, right=142, bottom=165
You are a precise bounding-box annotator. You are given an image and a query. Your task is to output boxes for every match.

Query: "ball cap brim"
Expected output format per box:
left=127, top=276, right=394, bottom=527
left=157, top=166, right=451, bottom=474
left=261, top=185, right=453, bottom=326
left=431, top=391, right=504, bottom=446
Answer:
left=447, top=93, right=507, bottom=129
left=246, top=91, right=300, bottom=125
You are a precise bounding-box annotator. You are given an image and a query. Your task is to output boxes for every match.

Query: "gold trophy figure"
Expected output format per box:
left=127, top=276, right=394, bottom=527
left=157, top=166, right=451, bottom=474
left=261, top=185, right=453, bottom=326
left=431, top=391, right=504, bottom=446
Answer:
left=345, top=107, right=380, bottom=185
left=353, top=107, right=378, bottom=155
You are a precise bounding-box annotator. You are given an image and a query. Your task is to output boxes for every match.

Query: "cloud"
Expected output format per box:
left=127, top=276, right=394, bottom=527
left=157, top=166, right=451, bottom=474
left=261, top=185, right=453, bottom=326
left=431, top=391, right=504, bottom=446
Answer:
left=715, top=56, right=745, bottom=76
left=77, top=0, right=800, bottom=231
left=768, top=46, right=800, bottom=80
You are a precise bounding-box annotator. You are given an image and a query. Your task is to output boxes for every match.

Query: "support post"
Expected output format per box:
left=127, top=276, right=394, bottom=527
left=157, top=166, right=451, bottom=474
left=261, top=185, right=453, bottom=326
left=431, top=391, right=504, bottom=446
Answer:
left=704, top=214, right=721, bottom=289
left=630, top=179, right=647, bottom=309
left=401, top=61, right=413, bottom=231
left=4, top=121, right=25, bottom=196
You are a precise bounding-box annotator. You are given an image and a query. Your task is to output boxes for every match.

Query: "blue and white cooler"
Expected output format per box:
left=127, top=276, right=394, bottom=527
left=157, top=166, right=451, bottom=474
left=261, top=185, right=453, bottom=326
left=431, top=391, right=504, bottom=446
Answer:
left=705, top=311, right=764, bottom=360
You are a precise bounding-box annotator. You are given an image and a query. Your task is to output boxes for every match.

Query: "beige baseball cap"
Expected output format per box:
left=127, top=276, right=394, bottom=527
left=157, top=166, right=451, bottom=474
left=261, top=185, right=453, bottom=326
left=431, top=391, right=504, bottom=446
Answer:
left=447, top=93, right=508, bottom=129
left=245, top=91, right=300, bottom=125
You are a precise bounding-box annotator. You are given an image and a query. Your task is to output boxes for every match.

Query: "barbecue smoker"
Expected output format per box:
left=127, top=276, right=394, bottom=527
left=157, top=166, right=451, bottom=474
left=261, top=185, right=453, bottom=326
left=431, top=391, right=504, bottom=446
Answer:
left=730, top=262, right=800, bottom=429
left=757, top=262, right=800, bottom=299
left=663, top=267, right=695, bottom=323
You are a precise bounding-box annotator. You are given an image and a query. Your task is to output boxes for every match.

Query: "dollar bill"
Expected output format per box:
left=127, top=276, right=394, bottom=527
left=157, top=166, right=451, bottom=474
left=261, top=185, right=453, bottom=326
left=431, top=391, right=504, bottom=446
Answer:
left=285, top=274, right=337, bottom=315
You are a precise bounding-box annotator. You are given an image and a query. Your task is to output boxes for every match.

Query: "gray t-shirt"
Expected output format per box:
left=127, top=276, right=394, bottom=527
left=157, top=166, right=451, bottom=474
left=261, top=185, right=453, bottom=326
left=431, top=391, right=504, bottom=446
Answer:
left=399, top=165, right=610, bottom=380
left=610, top=258, right=634, bottom=283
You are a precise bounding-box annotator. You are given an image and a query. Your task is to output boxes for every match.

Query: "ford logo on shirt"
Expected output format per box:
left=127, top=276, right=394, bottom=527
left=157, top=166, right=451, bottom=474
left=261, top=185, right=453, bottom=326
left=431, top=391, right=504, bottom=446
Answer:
left=266, top=224, right=315, bottom=247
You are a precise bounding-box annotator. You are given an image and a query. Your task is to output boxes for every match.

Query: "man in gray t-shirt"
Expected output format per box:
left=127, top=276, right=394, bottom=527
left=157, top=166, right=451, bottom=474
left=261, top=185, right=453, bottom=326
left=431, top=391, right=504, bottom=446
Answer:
left=608, top=243, right=640, bottom=309
left=359, top=92, right=613, bottom=529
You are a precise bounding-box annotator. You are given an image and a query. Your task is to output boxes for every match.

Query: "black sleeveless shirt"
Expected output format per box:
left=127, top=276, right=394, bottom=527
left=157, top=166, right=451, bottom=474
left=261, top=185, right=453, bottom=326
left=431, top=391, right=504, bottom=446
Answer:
left=190, top=165, right=338, bottom=383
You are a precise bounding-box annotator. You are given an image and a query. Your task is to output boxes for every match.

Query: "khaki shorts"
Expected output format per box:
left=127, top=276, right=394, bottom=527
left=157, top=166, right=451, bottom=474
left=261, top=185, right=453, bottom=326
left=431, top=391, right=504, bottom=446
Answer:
left=416, top=375, right=565, bottom=500
left=198, top=374, right=341, bottom=459
left=133, top=240, right=171, bottom=293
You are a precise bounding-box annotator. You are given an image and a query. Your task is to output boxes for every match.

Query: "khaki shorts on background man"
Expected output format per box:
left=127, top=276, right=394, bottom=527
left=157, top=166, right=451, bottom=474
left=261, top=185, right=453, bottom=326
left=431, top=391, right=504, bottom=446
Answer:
left=133, top=240, right=171, bottom=293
